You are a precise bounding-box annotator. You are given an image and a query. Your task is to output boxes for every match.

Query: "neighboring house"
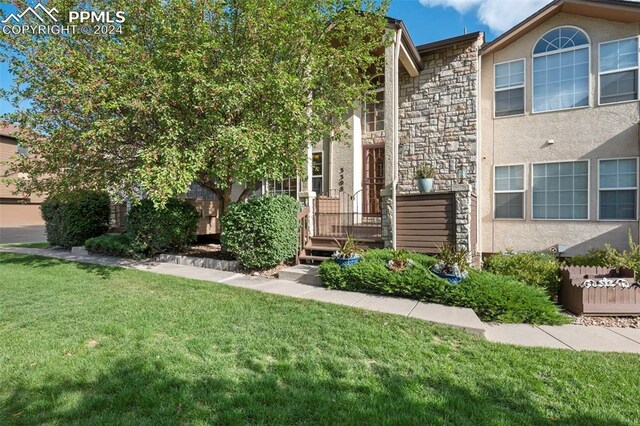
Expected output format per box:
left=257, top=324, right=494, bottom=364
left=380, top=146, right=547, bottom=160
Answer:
left=0, top=124, right=47, bottom=243
left=274, top=0, right=640, bottom=262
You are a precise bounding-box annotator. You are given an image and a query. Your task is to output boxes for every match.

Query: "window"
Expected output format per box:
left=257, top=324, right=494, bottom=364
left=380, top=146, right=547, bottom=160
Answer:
left=533, top=27, right=590, bottom=113
left=599, top=37, right=639, bottom=104
left=494, top=165, right=525, bottom=219
left=495, top=59, right=525, bottom=117
left=532, top=161, right=588, bottom=220
left=312, top=152, right=323, bottom=194
left=364, top=75, right=384, bottom=132
left=16, top=143, right=28, bottom=157
left=599, top=158, right=637, bottom=220
left=265, top=178, right=299, bottom=199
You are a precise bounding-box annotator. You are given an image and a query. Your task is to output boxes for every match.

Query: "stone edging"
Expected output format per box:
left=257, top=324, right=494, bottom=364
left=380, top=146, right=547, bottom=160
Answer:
left=156, top=253, right=240, bottom=272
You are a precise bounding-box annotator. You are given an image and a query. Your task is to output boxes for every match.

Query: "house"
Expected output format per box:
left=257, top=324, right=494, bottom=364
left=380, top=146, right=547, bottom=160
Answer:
left=0, top=124, right=47, bottom=243
left=278, top=0, right=640, bottom=262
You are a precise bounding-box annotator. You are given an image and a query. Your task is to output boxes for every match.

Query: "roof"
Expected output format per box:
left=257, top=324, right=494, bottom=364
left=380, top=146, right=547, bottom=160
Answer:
left=482, top=0, right=640, bottom=54
left=0, top=124, right=19, bottom=139
left=416, top=32, right=484, bottom=54
left=386, top=17, right=424, bottom=70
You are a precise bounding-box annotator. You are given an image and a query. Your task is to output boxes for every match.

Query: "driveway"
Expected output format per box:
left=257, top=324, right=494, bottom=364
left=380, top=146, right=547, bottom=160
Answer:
left=0, top=225, right=47, bottom=244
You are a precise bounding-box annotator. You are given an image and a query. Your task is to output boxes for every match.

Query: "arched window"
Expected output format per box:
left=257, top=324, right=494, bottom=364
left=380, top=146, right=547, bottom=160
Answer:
left=364, top=74, right=384, bottom=132
left=533, top=27, right=590, bottom=112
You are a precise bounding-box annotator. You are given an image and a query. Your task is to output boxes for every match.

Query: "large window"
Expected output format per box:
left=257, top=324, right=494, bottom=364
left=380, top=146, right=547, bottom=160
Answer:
left=364, top=75, right=384, bottom=132
left=265, top=178, right=299, bottom=199
left=312, top=152, right=323, bottom=194
left=599, top=37, right=639, bottom=105
left=532, top=161, right=589, bottom=220
left=533, top=27, right=590, bottom=113
left=495, top=59, right=525, bottom=117
left=494, top=165, right=525, bottom=219
left=599, top=158, right=638, bottom=220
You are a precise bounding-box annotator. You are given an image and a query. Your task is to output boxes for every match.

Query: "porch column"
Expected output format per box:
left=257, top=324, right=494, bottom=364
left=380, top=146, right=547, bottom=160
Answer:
left=452, top=183, right=476, bottom=265
left=300, top=143, right=317, bottom=236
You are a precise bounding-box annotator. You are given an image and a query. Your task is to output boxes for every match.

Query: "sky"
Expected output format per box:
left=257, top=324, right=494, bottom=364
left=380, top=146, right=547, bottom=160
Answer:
left=0, top=0, right=558, bottom=116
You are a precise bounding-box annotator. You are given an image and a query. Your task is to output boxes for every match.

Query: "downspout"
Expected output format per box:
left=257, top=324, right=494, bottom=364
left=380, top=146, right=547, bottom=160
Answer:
left=392, top=28, right=401, bottom=250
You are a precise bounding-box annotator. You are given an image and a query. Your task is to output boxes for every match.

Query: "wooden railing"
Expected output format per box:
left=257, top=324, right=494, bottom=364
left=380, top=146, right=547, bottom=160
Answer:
left=296, top=207, right=310, bottom=264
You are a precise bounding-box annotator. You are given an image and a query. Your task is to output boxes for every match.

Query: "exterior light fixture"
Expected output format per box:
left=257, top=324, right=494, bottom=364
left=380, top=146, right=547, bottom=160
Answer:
left=457, top=164, right=467, bottom=184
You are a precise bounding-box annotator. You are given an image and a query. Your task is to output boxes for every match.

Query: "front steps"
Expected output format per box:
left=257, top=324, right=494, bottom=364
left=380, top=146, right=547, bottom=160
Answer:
left=298, top=236, right=384, bottom=264
left=278, top=264, right=322, bottom=286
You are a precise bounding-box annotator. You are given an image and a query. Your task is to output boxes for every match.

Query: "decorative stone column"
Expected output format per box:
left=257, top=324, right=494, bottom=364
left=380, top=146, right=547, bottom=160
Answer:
left=380, top=187, right=394, bottom=248
left=452, top=183, right=473, bottom=261
left=299, top=191, right=316, bottom=237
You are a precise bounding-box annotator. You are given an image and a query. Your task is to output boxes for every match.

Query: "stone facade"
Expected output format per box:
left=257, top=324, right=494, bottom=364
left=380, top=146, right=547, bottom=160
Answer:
left=397, top=36, right=482, bottom=195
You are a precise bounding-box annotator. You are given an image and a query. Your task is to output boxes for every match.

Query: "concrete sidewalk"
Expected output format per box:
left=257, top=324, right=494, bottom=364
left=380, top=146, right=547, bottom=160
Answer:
left=2, top=246, right=640, bottom=354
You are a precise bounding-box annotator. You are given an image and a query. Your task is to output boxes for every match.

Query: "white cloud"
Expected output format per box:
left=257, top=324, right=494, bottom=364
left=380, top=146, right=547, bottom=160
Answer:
left=419, top=0, right=553, bottom=33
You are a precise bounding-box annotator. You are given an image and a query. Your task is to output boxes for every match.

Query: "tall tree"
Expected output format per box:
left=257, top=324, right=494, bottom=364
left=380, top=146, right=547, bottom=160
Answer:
left=1, top=0, right=389, bottom=211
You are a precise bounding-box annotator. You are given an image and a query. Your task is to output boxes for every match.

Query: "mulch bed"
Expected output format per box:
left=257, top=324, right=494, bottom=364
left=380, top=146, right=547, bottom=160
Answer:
left=179, top=244, right=293, bottom=279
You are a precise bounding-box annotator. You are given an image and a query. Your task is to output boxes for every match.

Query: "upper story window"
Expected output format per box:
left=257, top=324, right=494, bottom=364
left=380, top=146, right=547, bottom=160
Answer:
left=599, top=37, right=639, bottom=105
left=364, top=74, right=384, bottom=132
left=533, top=27, right=590, bottom=113
left=495, top=59, right=525, bottom=117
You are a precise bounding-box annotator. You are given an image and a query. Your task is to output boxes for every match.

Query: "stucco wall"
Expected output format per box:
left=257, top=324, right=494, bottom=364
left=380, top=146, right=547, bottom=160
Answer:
left=480, top=13, right=640, bottom=255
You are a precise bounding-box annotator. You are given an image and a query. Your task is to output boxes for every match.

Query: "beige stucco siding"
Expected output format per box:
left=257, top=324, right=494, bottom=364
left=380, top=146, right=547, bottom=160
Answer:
left=480, top=13, right=640, bottom=255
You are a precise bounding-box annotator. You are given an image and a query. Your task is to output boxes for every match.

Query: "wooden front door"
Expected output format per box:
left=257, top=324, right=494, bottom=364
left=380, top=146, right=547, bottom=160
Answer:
left=363, top=145, right=385, bottom=215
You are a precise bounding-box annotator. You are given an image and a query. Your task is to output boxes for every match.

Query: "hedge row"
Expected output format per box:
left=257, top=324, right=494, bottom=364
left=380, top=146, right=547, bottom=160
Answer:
left=318, top=249, right=569, bottom=325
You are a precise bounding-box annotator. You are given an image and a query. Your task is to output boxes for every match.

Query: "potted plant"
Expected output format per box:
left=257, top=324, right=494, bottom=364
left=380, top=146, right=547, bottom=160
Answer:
left=431, top=243, right=469, bottom=284
left=415, top=164, right=436, bottom=193
left=332, top=235, right=362, bottom=267
left=386, top=248, right=415, bottom=272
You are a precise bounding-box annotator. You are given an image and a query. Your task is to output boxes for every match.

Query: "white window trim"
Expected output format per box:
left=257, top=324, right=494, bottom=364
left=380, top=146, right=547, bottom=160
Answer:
left=597, top=157, right=639, bottom=222
left=494, top=58, right=526, bottom=119
left=493, top=163, right=526, bottom=220
left=531, top=26, right=592, bottom=114
left=530, top=159, right=591, bottom=221
left=597, top=36, right=640, bottom=107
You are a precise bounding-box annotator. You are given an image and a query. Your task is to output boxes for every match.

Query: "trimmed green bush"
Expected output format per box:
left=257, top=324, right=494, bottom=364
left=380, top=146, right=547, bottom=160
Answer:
left=483, top=251, right=560, bottom=296
left=447, top=271, right=569, bottom=325
left=85, top=234, right=137, bottom=258
left=40, top=190, right=110, bottom=248
left=127, top=198, right=199, bottom=255
left=221, top=195, right=300, bottom=269
left=319, top=248, right=569, bottom=325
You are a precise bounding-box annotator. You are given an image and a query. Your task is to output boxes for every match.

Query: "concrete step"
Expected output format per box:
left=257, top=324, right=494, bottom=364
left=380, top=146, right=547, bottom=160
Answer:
left=298, top=255, right=330, bottom=264
left=278, top=264, right=323, bottom=286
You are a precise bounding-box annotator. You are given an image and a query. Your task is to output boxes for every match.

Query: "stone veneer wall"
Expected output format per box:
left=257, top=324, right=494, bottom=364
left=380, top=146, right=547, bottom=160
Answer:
left=397, top=36, right=482, bottom=194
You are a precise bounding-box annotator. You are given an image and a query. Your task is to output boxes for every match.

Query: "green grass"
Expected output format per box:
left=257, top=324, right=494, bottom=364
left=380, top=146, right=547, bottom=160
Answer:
left=0, top=242, right=50, bottom=249
left=1, top=253, right=639, bottom=425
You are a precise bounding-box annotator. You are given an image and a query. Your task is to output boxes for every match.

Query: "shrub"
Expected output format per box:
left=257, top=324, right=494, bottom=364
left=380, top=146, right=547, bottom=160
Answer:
left=483, top=251, right=560, bottom=296
left=85, top=234, right=137, bottom=258
left=319, top=249, right=448, bottom=302
left=127, top=198, right=199, bottom=255
left=221, top=195, right=299, bottom=269
left=40, top=190, right=110, bottom=248
left=319, top=248, right=569, bottom=325
left=448, top=271, right=569, bottom=324
left=568, top=232, right=640, bottom=276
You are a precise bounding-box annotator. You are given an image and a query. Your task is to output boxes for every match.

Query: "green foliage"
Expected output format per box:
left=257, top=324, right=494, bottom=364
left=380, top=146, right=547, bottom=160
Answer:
left=221, top=195, right=300, bottom=269
left=85, top=234, right=137, bottom=258
left=447, top=271, right=569, bottom=325
left=1, top=0, right=390, bottom=211
left=436, top=243, right=470, bottom=274
left=333, top=234, right=362, bottom=259
left=415, top=164, right=436, bottom=179
left=127, top=198, right=199, bottom=255
left=483, top=251, right=560, bottom=296
left=40, top=190, right=110, bottom=248
left=319, top=248, right=568, bottom=324
left=568, top=231, right=640, bottom=276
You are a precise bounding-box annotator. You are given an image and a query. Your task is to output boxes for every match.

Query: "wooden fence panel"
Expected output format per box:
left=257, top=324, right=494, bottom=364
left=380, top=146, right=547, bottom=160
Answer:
left=396, top=192, right=455, bottom=254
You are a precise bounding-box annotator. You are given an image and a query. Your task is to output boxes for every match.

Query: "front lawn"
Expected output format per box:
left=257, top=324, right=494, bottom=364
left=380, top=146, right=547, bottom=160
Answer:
left=1, top=253, right=638, bottom=425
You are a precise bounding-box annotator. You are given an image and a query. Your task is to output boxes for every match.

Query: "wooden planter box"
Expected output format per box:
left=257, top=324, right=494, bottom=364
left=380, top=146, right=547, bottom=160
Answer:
left=559, top=266, right=640, bottom=316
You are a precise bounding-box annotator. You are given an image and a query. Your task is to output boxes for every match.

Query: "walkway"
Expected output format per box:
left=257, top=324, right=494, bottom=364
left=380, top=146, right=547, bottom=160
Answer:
left=1, top=246, right=639, bottom=354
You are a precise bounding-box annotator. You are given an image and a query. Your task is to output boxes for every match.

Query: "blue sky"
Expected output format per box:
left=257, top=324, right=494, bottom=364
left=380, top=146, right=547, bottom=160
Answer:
left=0, top=0, right=554, bottom=116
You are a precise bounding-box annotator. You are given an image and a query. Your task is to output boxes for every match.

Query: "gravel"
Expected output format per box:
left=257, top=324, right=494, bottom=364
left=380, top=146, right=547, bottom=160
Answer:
left=568, top=313, right=640, bottom=329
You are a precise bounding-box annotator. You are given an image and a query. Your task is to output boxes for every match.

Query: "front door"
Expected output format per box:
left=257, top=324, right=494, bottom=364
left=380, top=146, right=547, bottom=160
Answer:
left=363, top=145, right=385, bottom=215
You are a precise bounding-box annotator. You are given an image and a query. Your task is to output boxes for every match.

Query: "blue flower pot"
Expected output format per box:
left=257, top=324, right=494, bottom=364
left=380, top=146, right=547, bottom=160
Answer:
left=335, top=255, right=361, bottom=268
left=431, top=267, right=463, bottom=284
